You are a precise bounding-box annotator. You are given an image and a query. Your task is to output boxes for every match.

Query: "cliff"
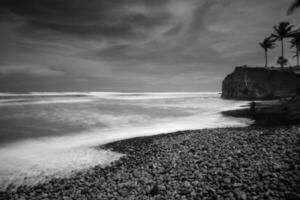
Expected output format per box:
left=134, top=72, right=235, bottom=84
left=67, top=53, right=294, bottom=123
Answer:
left=222, top=66, right=300, bottom=100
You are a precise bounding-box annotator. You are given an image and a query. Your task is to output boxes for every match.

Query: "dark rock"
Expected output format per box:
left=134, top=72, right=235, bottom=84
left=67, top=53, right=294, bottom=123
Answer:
left=149, top=183, right=160, bottom=196
left=222, top=66, right=300, bottom=100
left=285, top=192, right=300, bottom=200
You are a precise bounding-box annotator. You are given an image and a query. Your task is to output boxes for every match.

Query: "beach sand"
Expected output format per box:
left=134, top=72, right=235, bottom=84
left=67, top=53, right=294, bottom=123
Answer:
left=1, top=126, right=299, bottom=200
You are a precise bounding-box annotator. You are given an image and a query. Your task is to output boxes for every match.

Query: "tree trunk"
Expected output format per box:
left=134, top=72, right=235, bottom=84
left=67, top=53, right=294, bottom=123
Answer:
left=281, top=38, right=284, bottom=57
left=281, top=38, right=284, bottom=68
left=265, top=50, right=268, bottom=67
left=297, top=49, right=299, bottom=68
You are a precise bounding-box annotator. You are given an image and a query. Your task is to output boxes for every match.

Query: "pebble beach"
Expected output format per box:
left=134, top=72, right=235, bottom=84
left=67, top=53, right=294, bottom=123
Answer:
left=1, top=126, right=299, bottom=200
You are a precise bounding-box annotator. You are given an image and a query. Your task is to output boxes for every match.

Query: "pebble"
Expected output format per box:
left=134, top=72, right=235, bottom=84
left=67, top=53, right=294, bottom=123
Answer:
left=1, top=127, right=299, bottom=200
left=234, top=188, right=247, bottom=200
left=119, top=189, right=128, bottom=197
left=223, top=177, right=231, bottom=184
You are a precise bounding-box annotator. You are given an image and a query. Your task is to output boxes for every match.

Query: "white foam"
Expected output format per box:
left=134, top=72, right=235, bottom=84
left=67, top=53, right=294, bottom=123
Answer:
left=0, top=98, right=93, bottom=106
left=0, top=92, right=87, bottom=97
left=89, top=92, right=219, bottom=100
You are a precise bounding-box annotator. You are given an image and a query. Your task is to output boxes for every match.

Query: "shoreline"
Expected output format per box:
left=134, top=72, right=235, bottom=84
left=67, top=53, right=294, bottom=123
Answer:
left=222, top=96, right=300, bottom=126
left=1, top=126, right=299, bottom=199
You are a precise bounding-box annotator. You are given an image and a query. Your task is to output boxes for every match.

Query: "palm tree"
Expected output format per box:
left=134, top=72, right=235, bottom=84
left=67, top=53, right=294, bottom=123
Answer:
left=259, top=36, right=276, bottom=67
left=290, top=31, right=300, bottom=68
left=287, top=0, right=300, bottom=15
left=271, top=22, right=294, bottom=68
left=292, top=51, right=299, bottom=68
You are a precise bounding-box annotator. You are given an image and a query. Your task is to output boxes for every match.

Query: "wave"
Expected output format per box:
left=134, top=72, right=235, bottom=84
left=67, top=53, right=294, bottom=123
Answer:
left=0, top=92, right=89, bottom=96
left=89, top=92, right=220, bottom=100
left=0, top=91, right=218, bottom=99
left=0, top=92, right=251, bottom=190
left=0, top=92, right=220, bottom=106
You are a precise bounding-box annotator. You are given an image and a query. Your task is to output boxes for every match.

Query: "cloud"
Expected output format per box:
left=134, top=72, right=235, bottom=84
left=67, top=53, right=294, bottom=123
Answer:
left=0, top=0, right=299, bottom=92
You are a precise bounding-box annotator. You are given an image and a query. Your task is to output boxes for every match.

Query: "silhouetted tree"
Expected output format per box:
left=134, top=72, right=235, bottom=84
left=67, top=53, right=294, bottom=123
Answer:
left=271, top=22, right=294, bottom=68
left=259, top=36, right=276, bottom=67
left=290, top=31, right=300, bottom=68
left=287, top=0, right=300, bottom=15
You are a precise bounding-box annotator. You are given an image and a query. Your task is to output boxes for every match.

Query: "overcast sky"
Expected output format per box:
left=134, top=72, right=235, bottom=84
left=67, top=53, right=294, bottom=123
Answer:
left=0, top=0, right=299, bottom=92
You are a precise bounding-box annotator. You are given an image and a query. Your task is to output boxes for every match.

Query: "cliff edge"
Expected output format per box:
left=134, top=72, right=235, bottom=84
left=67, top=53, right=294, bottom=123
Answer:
left=222, top=66, right=300, bottom=100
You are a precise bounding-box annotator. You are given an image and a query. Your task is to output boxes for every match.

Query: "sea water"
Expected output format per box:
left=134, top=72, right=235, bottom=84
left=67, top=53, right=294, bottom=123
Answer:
left=0, top=92, right=251, bottom=190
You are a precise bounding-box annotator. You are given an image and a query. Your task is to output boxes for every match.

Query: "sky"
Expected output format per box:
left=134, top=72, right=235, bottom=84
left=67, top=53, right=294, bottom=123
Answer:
left=0, top=0, right=299, bottom=92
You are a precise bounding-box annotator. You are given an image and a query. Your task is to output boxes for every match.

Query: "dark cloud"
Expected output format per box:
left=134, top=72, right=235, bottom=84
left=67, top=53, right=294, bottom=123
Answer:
left=0, top=0, right=170, bottom=39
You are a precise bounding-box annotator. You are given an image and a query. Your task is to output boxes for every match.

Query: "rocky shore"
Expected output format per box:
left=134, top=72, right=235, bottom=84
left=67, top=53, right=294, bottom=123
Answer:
left=1, top=126, right=300, bottom=200
left=222, top=97, right=300, bottom=126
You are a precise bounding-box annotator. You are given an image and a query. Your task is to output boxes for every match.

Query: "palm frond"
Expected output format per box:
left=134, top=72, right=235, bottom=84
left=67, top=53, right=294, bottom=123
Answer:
left=287, top=0, right=300, bottom=15
left=270, top=33, right=280, bottom=40
left=290, top=30, right=300, bottom=49
left=259, top=36, right=277, bottom=50
left=273, top=26, right=280, bottom=36
left=286, top=25, right=295, bottom=34
left=272, top=22, right=295, bottom=40
left=291, top=51, right=299, bottom=58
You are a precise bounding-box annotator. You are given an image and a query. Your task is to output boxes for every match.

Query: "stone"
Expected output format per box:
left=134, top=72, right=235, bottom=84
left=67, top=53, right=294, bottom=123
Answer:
left=223, top=177, right=231, bottom=184
left=183, top=181, right=191, bottom=188
left=119, top=189, right=128, bottom=197
left=41, top=193, right=48, bottom=198
left=233, top=183, right=243, bottom=188
left=150, top=183, right=160, bottom=196
left=234, top=189, right=247, bottom=200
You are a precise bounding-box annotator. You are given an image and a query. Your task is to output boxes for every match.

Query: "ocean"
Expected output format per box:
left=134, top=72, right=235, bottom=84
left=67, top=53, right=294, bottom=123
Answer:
left=0, top=92, right=252, bottom=190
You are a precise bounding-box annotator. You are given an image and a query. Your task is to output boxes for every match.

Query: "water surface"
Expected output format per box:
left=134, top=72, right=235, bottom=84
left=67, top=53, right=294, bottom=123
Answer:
left=0, top=92, right=251, bottom=189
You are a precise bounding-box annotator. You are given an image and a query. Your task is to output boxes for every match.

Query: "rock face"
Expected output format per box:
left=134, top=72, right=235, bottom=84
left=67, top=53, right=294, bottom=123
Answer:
left=222, top=66, right=300, bottom=100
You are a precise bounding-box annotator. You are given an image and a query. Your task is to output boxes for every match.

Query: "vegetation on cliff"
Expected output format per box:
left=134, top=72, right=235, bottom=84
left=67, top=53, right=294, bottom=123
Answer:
left=258, top=21, right=299, bottom=68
